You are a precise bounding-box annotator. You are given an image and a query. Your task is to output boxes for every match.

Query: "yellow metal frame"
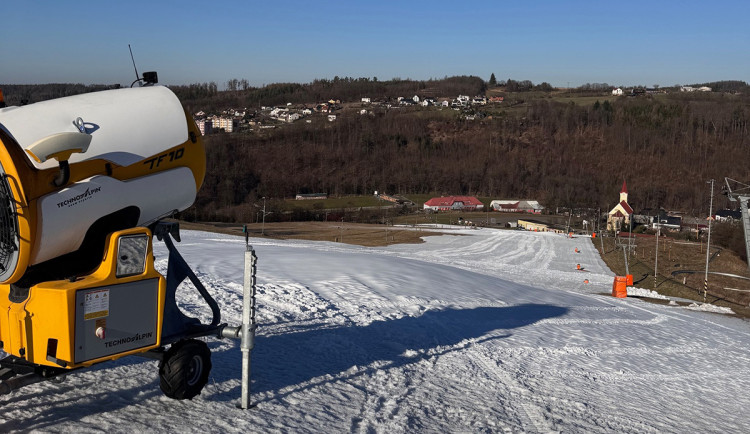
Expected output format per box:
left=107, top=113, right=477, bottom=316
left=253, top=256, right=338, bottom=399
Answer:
left=0, top=227, right=166, bottom=369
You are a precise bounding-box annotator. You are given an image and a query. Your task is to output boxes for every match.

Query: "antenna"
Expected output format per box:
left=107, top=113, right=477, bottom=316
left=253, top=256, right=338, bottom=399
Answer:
left=128, top=45, right=158, bottom=87
left=129, top=44, right=140, bottom=83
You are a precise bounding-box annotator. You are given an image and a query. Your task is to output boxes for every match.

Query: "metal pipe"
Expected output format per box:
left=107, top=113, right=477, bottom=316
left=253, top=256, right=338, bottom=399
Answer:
left=240, top=238, right=257, bottom=409
left=0, top=374, right=48, bottom=396
left=220, top=326, right=241, bottom=339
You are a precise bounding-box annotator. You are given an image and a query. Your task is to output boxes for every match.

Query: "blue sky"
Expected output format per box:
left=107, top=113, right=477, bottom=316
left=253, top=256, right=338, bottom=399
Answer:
left=1, top=1, right=748, bottom=89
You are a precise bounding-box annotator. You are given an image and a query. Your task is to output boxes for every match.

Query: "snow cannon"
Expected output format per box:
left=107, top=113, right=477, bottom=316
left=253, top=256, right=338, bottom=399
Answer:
left=0, top=86, right=205, bottom=286
left=0, top=85, right=256, bottom=402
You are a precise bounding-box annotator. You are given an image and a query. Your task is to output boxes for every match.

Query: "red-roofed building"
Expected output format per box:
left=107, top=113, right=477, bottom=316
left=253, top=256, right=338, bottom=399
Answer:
left=607, top=180, right=633, bottom=231
left=423, top=196, right=484, bottom=212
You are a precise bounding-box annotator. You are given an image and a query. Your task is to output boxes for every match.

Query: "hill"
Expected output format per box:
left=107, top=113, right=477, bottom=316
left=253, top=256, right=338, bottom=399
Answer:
left=192, top=90, right=750, bottom=223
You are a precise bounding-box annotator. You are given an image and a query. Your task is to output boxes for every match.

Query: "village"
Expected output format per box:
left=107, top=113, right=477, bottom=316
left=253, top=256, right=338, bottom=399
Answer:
left=192, top=83, right=721, bottom=135
left=191, top=93, right=509, bottom=134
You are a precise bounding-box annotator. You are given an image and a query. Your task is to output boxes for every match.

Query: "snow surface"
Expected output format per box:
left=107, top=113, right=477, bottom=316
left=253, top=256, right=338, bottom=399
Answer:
left=2, top=227, right=750, bottom=433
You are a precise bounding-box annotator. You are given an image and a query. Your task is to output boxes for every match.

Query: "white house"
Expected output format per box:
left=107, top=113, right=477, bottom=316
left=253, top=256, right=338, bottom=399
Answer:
left=270, top=107, right=288, bottom=118
left=286, top=113, right=300, bottom=123
left=490, top=200, right=544, bottom=214
left=361, top=97, right=371, bottom=103
left=612, top=88, right=624, bottom=96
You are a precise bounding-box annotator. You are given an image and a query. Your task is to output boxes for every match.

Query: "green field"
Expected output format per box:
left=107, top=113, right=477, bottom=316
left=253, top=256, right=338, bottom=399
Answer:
left=282, top=195, right=383, bottom=210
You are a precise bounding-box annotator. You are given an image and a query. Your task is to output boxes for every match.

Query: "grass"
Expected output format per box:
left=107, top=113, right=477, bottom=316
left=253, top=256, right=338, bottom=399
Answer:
left=180, top=220, right=439, bottom=247
left=281, top=195, right=383, bottom=211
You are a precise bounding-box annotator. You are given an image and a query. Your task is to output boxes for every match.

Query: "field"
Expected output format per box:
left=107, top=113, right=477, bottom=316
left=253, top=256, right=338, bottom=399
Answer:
left=282, top=196, right=383, bottom=210
left=180, top=221, right=439, bottom=247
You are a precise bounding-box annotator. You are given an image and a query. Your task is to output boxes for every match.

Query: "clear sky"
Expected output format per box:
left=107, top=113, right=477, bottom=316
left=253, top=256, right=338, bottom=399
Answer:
left=1, top=1, right=748, bottom=89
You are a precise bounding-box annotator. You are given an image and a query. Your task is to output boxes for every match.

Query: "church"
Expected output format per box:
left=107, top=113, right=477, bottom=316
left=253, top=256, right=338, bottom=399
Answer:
left=607, top=181, right=633, bottom=231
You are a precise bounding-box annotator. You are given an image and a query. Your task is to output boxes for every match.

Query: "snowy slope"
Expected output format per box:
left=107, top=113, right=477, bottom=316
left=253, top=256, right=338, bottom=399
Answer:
left=2, top=227, right=749, bottom=433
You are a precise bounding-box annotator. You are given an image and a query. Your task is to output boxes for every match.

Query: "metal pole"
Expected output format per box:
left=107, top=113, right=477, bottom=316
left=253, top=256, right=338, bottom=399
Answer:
left=704, top=179, right=714, bottom=302
left=596, top=209, right=604, bottom=256
left=261, top=197, right=266, bottom=236
left=623, top=246, right=629, bottom=277
left=628, top=214, right=633, bottom=258
left=240, top=232, right=257, bottom=409
left=654, top=223, right=660, bottom=289
left=740, top=196, right=750, bottom=272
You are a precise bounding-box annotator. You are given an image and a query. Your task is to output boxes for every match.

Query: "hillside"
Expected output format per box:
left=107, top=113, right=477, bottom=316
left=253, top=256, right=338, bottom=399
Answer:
left=193, top=90, right=750, bottom=224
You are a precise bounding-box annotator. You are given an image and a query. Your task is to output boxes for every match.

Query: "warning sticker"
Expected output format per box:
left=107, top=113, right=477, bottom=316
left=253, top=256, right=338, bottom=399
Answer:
left=84, top=289, right=110, bottom=320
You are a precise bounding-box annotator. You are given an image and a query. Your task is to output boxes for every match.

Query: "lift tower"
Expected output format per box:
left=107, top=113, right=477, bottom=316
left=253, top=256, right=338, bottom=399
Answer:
left=723, top=178, right=750, bottom=271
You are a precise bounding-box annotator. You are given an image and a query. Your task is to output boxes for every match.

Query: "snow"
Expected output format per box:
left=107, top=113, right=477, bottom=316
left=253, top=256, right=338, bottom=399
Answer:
left=3, top=227, right=750, bottom=433
left=685, top=302, right=735, bottom=315
left=626, top=286, right=670, bottom=300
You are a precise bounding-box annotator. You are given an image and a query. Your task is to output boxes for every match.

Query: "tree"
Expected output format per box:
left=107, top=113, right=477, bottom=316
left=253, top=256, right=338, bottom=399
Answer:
left=489, top=73, right=497, bottom=87
left=534, top=82, right=553, bottom=92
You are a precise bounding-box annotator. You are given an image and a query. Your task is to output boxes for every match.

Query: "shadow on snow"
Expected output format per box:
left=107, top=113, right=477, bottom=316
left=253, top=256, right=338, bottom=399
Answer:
left=212, top=303, right=568, bottom=402
left=0, top=303, right=566, bottom=428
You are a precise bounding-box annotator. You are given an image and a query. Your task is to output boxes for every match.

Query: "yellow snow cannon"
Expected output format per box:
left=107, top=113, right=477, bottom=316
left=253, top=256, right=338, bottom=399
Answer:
left=0, top=85, right=205, bottom=286
left=0, top=84, right=239, bottom=401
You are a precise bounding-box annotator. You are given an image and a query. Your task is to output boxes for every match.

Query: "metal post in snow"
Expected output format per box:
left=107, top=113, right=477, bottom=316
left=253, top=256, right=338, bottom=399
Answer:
left=240, top=232, right=257, bottom=409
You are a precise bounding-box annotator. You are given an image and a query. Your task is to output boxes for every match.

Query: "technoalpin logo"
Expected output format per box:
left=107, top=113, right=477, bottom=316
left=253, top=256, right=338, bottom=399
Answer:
left=56, top=186, right=102, bottom=208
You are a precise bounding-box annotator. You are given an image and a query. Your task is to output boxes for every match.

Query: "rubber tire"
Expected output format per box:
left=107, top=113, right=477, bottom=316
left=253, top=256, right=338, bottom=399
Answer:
left=159, top=339, right=212, bottom=400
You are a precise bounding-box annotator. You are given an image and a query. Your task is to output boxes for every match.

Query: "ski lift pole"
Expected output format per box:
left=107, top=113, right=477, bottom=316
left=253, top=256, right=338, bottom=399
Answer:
left=623, top=246, right=629, bottom=277
left=241, top=225, right=258, bottom=409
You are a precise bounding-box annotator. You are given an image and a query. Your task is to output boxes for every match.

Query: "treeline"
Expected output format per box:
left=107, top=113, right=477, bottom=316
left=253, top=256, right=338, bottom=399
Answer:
left=170, top=76, right=487, bottom=112
left=0, top=83, right=122, bottom=105
left=491, top=78, right=554, bottom=92
left=192, top=91, right=750, bottom=223
left=692, top=80, right=750, bottom=94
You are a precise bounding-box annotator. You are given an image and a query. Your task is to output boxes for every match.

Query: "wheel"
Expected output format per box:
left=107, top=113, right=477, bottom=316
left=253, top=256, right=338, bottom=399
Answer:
left=159, top=339, right=212, bottom=400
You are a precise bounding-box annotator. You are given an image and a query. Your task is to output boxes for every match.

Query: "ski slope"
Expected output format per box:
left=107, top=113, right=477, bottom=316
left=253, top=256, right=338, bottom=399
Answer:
left=1, top=227, right=749, bottom=433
